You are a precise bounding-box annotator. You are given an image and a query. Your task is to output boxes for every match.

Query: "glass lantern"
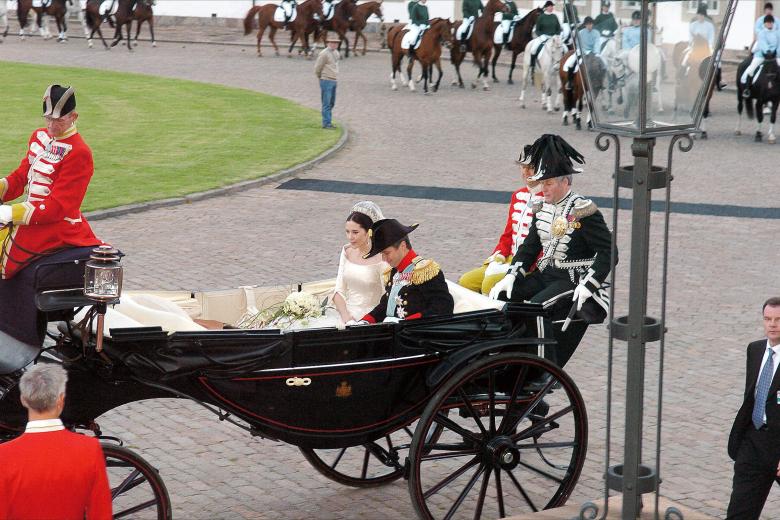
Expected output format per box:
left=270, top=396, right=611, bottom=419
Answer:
left=567, top=0, right=737, bottom=136
left=84, top=245, right=123, bottom=301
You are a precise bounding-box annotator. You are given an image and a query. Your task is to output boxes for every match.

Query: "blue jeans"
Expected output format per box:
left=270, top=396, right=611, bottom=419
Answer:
left=320, top=79, right=337, bottom=127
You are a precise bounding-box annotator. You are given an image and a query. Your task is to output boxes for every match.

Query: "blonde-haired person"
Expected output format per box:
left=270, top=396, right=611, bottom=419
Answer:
left=459, top=145, right=542, bottom=295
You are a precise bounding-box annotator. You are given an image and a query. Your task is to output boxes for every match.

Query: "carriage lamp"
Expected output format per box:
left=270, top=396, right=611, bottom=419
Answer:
left=563, top=1, right=737, bottom=518
left=570, top=0, right=737, bottom=136
left=84, top=245, right=123, bottom=352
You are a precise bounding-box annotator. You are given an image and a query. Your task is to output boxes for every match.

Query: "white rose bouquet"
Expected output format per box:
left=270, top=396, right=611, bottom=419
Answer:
left=238, top=290, right=324, bottom=330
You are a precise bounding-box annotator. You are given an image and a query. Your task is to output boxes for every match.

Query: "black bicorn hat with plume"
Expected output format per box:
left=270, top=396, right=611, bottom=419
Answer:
left=526, top=134, right=585, bottom=182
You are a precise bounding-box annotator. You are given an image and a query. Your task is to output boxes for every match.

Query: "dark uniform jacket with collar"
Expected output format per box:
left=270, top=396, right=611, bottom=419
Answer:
left=728, top=340, right=780, bottom=461
left=511, top=191, right=615, bottom=294
left=363, top=253, right=453, bottom=323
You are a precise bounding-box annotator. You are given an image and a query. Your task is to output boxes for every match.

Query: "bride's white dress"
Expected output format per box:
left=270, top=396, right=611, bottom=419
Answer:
left=282, top=246, right=387, bottom=330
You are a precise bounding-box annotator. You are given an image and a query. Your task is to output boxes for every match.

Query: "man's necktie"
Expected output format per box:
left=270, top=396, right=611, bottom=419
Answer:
left=752, top=347, right=775, bottom=430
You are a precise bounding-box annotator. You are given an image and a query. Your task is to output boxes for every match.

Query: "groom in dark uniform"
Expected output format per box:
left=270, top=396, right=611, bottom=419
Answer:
left=489, top=134, right=616, bottom=366
left=360, top=219, right=453, bottom=324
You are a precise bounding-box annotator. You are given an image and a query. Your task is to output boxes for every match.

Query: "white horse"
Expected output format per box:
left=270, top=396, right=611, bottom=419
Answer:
left=613, top=42, right=664, bottom=118
left=519, top=34, right=564, bottom=112
left=599, top=34, right=621, bottom=112
left=0, top=0, right=9, bottom=41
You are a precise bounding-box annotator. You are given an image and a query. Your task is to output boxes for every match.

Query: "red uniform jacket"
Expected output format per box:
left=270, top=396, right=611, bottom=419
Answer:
left=493, top=186, right=541, bottom=258
left=0, top=423, right=112, bottom=520
left=0, top=127, right=101, bottom=279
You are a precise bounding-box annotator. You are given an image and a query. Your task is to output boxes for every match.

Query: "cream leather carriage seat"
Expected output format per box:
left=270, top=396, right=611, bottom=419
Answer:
left=76, top=280, right=504, bottom=335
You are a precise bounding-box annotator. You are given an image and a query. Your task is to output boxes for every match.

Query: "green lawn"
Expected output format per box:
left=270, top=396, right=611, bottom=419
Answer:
left=0, top=61, right=341, bottom=211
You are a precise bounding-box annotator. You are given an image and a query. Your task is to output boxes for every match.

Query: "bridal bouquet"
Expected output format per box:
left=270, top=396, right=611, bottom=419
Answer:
left=238, top=290, right=324, bottom=330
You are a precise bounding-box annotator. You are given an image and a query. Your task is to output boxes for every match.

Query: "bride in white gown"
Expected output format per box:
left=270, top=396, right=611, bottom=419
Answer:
left=285, top=201, right=388, bottom=330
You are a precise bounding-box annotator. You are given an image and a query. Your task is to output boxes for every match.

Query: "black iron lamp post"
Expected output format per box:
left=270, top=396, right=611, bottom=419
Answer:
left=564, top=1, right=737, bottom=518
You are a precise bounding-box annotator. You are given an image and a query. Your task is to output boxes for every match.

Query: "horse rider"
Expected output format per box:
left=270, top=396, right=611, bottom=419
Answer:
left=529, top=1, right=562, bottom=70
left=561, top=1, right=578, bottom=48
left=622, top=10, right=644, bottom=50
left=564, top=16, right=601, bottom=91
left=742, top=14, right=780, bottom=97
left=686, top=3, right=725, bottom=88
left=457, top=0, right=481, bottom=48
left=496, top=0, right=520, bottom=47
left=755, top=2, right=778, bottom=37
left=489, top=134, right=616, bottom=368
left=280, top=0, right=297, bottom=28
left=0, top=85, right=103, bottom=346
left=407, top=0, right=417, bottom=19
left=406, top=0, right=429, bottom=57
left=593, top=0, right=617, bottom=38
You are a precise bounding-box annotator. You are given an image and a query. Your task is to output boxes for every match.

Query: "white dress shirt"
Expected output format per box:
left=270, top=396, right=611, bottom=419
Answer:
left=24, top=418, right=64, bottom=433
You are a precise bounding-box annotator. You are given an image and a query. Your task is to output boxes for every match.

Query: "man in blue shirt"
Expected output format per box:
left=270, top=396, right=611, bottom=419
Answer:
left=564, top=16, right=600, bottom=90
left=742, top=15, right=780, bottom=96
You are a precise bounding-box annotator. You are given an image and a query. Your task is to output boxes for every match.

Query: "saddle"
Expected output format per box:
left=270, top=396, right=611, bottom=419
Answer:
left=99, top=0, right=117, bottom=17
left=401, top=26, right=427, bottom=50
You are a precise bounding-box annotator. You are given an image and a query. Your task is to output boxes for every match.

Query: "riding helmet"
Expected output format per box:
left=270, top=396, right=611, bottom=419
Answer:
left=631, top=10, right=641, bottom=20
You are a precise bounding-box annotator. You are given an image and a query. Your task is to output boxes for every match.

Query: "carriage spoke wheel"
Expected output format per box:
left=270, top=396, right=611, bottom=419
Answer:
left=408, top=353, right=587, bottom=520
left=299, top=419, right=446, bottom=488
left=102, top=443, right=172, bottom=520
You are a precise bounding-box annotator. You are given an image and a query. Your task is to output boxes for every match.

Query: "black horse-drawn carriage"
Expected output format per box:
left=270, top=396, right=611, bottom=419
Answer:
left=0, top=249, right=588, bottom=519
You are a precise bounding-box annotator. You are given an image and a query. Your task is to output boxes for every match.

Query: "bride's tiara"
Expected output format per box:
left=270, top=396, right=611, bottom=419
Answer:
left=350, top=201, right=384, bottom=224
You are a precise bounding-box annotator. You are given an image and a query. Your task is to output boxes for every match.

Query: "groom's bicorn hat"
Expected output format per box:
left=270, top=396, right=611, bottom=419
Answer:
left=364, top=219, right=418, bottom=258
left=43, top=84, right=76, bottom=118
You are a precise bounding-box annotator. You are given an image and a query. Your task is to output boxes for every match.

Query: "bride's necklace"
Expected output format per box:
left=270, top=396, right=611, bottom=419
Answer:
left=358, top=242, right=371, bottom=257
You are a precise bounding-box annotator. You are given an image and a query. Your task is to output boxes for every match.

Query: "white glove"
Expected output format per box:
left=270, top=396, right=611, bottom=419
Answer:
left=383, top=316, right=401, bottom=324
left=601, top=29, right=611, bottom=36
left=484, top=261, right=511, bottom=277
left=345, top=319, right=359, bottom=326
left=0, top=205, right=12, bottom=225
left=488, top=273, right=516, bottom=300
left=572, top=283, right=594, bottom=311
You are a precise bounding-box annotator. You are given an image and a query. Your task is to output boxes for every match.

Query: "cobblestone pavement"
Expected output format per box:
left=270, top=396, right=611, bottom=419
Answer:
left=2, top=35, right=779, bottom=519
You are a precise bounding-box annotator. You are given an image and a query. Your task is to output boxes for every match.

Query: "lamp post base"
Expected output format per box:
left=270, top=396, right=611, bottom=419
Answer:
left=503, top=496, right=714, bottom=520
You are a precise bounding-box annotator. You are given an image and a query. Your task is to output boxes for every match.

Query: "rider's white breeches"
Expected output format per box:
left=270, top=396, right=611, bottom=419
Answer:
left=529, top=35, right=550, bottom=55
left=564, top=52, right=578, bottom=71
left=458, top=16, right=474, bottom=40
left=282, top=1, right=294, bottom=17
left=741, top=55, right=780, bottom=83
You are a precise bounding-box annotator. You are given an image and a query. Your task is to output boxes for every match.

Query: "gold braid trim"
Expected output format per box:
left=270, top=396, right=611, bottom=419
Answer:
left=0, top=178, right=7, bottom=201
left=382, top=266, right=393, bottom=286
left=571, top=199, right=597, bottom=220
left=411, top=258, right=441, bottom=285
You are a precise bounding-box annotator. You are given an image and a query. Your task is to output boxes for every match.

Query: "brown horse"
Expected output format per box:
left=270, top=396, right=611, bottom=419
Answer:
left=15, top=0, right=35, bottom=39
left=108, top=0, right=142, bottom=50
left=450, top=0, right=509, bottom=90
left=131, top=0, right=155, bottom=48
left=390, top=17, right=452, bottom=94
left=84, top=0, right=109, bottom=48
left=243, top=0, right=324, bottom=58
left=23, top=0, right=69, bottom=41
left=558, top=50, right=606, bottom=130
left=350, top=0, right=383, bottom=56
left=318, top=0, right=356, bottom=58
left=491, top=7, right=541, bottom=84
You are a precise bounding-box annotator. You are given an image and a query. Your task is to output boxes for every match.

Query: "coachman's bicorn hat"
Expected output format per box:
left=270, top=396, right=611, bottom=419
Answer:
left=364, top=219, right=418, bottom=259
left=527, top=134, right=585, bottom=181
left=516, top=144, right=534, bottom=165
left=43, top=84, right=76, bottom=119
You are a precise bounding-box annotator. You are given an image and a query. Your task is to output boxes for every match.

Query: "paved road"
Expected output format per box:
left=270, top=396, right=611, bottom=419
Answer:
left=2, top=35, right=778, bottom=519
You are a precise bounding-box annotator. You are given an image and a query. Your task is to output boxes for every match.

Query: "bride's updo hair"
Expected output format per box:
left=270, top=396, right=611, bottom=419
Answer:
left=347, top=201, right=384, bottom=231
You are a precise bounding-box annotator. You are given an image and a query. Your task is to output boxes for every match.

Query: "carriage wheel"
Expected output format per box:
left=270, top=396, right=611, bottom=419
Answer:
left=102, top=443, right=172, bottom=520
left=408, top=353, right=587, bottom=519
left=300, top=419, right=446, bottom=488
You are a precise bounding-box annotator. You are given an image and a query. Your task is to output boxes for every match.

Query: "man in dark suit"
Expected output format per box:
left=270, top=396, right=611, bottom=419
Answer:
left=0, top=363, right=112, bottom=520
left=727, top=296, right=780, bottom=519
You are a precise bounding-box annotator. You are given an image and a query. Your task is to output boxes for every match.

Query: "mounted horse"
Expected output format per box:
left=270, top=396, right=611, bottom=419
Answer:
left=318, top=0, right=356, bottom=58
left=130, top=0, right=155, bottom=47
left=491, top=7, right=540, bottom=84
left=18, top=0, right=67, bottom=41
left=672, top=35, right=714, bottom=137
left=1, top=0, right=9, bottom=40
left=612, top=41, right=664, bottom=119
left=243, top=0, right=324, bottom=58
left=519, top=34, right=564, bottom=112
left=107, top=0, right=153, bottom=50
left=450, top=0, right=509, bottom=90
left=736, top=51, right=780, bottom=143
left=558, top=51, right=606, bottom=130
left=597, top=29, right=622, bottom=113
left=350, top=0, right=383, bottom=56
left=390, top=17, right=452, bottom=94
left=84, top=0, right=109, bottom=48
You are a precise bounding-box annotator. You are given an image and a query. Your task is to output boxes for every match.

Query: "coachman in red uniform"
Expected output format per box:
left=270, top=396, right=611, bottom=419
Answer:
left=0, top=85, right=102, bottom=345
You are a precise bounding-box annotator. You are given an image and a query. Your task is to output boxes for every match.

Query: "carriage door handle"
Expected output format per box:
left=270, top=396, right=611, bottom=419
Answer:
left=286, top=377, right=312, bottom=387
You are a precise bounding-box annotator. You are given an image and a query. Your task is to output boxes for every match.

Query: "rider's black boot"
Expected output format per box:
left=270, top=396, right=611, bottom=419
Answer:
left=565, top=70, right=574, bottom=90
left=743, top=76, right=753, bottom=98
left=716, top=67, right=726, bottom=91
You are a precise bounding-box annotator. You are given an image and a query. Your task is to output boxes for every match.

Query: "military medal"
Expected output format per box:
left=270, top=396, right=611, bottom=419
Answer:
left=551, top=216, right=568, bottom=238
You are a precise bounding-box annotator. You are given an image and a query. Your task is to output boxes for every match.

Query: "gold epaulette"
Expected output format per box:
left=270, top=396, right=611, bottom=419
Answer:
left=382, top=266, right=393, bottom=285
left=571, top=198, right=597, bottom=219
left=410, top=258, right=441, bottom=285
